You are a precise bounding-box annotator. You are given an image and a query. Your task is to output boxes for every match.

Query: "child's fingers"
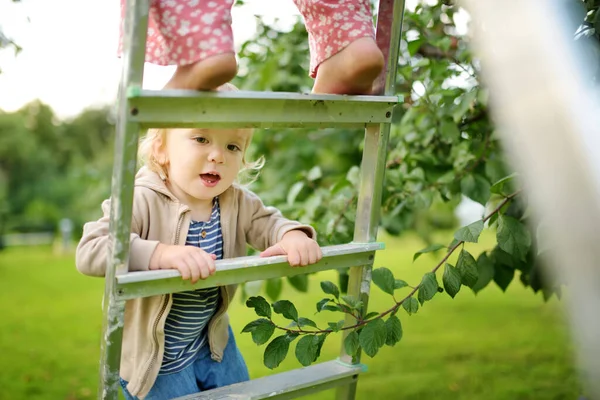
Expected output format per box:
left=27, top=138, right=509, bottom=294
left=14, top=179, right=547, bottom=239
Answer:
left=314, top=244, right=323, bottom=263
left=298, top=247, right=309, bottom=266
left=307, top=245, right=321, bottom=265
left=200, top=251, right=217, bottom=275
left=184, top=254, right=202, bottom=284
left=260, top=244, right=285, bottom=258
left=287, top=248, right=302, bottom=267
left=187, top=251, right=209, bottom=283
left=176, top=259, right=192, bottom=281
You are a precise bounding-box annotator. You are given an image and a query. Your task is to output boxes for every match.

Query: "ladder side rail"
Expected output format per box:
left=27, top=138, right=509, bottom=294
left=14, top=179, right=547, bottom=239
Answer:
left=336, top=1, right=406, bottom=399
left=99, top=0, right=150, bottom=399
left=462, top=0, right=600, bottom=398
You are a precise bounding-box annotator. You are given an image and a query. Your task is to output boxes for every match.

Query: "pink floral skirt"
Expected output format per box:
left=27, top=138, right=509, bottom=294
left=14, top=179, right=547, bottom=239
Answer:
left=118, top=0, right=375, bottom=77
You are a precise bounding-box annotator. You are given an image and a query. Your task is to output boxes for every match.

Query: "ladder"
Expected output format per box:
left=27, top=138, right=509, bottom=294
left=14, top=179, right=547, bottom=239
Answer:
left=100, top=0, right=406, bottom=399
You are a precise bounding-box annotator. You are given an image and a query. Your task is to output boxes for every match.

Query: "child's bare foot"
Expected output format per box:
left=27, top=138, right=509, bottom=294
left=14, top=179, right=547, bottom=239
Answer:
left=312, top=37, right=384, bottom=95
left=164, top=53, right=238, bottom=91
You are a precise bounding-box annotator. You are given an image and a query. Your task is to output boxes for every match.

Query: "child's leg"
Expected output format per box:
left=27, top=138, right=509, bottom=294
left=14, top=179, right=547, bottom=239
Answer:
left=119, top=368, right=199, bottom=400
left=195, top=326, right=250, bottom=390
left=163, top=53, right=237, bottom=90
left=118, top=0, right=237, bottom=91
left=312, top=37, right=384, bottom=95
left=293, top=0, right=384, bottom=95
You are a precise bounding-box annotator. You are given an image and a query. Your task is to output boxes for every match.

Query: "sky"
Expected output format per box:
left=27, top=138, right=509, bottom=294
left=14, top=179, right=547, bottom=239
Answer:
left=0, top=0, right=302, bottom=118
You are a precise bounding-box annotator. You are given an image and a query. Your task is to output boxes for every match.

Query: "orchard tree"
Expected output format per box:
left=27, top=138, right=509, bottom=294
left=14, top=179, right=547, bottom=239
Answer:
left=234, top=0, right=595, bottom=368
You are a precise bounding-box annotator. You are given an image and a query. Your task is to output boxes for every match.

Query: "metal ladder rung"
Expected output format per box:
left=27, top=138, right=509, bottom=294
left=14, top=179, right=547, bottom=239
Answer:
left=115, top=243, right=384, bottom=300
left=127, top=89, right=398, bottom=129
left=173, top=360, right=367, bottom=400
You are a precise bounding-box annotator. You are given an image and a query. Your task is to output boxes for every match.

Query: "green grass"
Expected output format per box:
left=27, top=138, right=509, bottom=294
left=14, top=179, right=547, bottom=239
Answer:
left=0, top=232, right=583, bottom=400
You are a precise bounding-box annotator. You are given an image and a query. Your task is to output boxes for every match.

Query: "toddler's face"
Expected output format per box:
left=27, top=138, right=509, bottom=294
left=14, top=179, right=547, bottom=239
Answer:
left=156, top=127, right=249, bottom=205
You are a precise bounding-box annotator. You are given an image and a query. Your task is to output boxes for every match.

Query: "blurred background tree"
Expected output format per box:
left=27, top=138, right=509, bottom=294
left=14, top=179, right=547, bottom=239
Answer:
left=0, top=0, right=597, bottom=298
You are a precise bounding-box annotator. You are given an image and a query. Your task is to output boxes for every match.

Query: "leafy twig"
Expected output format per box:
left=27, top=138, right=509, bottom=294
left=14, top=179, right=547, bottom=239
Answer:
left=279, top=189, right=522, bottom=335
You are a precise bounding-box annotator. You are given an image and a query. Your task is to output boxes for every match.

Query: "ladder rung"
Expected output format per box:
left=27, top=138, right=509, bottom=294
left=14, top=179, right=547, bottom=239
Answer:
left=173, top=359, right=367, bottom=400
left=127, top=89, right=398, bottom=129
left=115, top=243, right=383, bottom=300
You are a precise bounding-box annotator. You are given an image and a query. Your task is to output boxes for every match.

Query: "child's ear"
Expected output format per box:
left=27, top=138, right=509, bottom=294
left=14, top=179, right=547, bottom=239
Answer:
left=152, top=137, right=168, bottom=165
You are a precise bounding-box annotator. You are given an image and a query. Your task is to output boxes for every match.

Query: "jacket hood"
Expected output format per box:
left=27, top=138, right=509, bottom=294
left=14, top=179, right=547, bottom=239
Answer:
left=135, top=166, right=177, bottom=201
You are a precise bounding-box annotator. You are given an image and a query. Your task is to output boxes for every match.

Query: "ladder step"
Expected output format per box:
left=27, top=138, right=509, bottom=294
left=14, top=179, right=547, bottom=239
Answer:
left=173, top=359, right=367, bottom=400
left=126, top=89, right=398, bottom=129
left=116, top=242, right=383, bottom=300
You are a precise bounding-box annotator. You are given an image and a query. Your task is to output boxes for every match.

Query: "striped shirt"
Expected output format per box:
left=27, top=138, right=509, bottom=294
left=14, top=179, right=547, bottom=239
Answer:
left=159, top=199, right=222, bottom=375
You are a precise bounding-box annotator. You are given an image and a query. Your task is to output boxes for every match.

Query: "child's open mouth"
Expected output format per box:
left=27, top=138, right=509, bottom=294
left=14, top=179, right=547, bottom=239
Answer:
left=200, top=173, right=221, bottom=187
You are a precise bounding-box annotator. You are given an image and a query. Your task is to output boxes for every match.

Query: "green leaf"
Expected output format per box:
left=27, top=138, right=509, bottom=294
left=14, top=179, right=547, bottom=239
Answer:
left=272, top=300, right=298, bottom=321
left=443, top=263, right=462, bottom=298
left=295, top=335, right=319, bottom=366
left=485, top=158, right=507, bottom=185
left=307, top=166, right=322, bottom=181
left=344, top=331, right=360, bottom=357
left=328, top=320, right=345, bottom=332
left=246, top=296, right=271, bottom=319
left=440, top=120, right=460, bottom=140
left=364, top=312, right=380, bottom=320
left=454, top=220, right=484, bottom=243
left=287, top=274, right=309, bottom=292
left=452, top=89, right=478, bottom=123
left=316, top=298, right=331, bottom=313
left=490, top=173, right=517, bottom=196
left=413, top=243, right=446, bottom=262
left=394, top=279, right=409, bottom=289
left=497, top=216, right=532, bottom=261
left=461, top=174, right=491, bottom=206
left=456, top=250, right=479, bottom=288
left=321, top=304, right=343, bottom=313
left=371, top=267, right=396, bottom=295
left=314, top=334, right=327, bottom=359
left=359, top=319, right=387, bottom=357
left=407, top=38, right=424, bottom=56
left=320, top=281, right=340, bottom=300
left=289, top=317, right=318, bottom=330
left=494, top=264, right=515, bottom=292
left=418, top=272, right=439, bottom=305
left=385, top=315, right=403, bottom=346
left=341, top=295, right=363, bottom=310
left=487, top=212, right=499, bottom=228
left=264, top=335, right=294, bottom=369
left=297, top=317, right=318, bottom=329
left=242, top=318, right=275, bottom=345
left=472, top=253, right=495, bottom=294
left=287, top=181, right=304, bottom=206
left=265, top=278, right=282, bottom=301
left=346, top=166, right=360, bottom=186
left=403, top=297, right=419, bottom=315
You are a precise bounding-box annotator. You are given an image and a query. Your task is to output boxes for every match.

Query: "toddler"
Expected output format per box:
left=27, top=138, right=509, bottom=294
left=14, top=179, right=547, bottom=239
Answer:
left=76, top=83, right=322, bottom=399
left=118, top=0, right=385, bottom=94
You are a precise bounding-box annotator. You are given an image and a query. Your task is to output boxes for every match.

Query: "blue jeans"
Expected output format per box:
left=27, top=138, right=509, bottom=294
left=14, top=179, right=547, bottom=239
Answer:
left=120, top=326, right=249, bottom=400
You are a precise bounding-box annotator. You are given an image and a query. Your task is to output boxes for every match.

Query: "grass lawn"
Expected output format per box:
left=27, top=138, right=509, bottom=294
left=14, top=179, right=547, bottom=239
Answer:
left=0, top=232, right=584, bottom=400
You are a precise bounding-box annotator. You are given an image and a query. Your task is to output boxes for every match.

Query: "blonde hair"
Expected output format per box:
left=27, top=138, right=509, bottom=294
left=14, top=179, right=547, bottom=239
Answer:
left=138, top=83, right=265, bottom=185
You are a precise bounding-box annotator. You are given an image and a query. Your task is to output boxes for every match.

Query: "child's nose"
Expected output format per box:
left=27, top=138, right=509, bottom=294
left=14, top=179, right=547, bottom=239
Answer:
left=208, top=147, right=225, bottom=163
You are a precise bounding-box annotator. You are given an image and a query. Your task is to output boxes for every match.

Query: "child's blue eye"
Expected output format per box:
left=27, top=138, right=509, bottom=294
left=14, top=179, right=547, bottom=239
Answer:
left=227, top=144, right=241, bottom=152
left=194, top=137, right=208, bottom=144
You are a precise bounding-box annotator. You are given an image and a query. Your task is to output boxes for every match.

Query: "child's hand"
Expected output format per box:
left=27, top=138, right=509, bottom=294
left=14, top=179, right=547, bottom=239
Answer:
left=150, top=243, right=217, bottom=284
left=260, top=230, right=323, bottom=267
